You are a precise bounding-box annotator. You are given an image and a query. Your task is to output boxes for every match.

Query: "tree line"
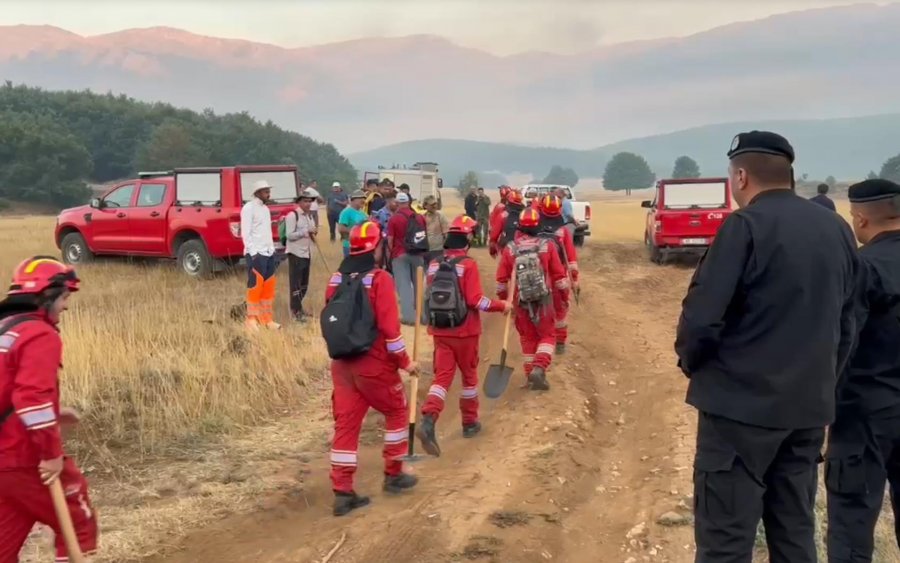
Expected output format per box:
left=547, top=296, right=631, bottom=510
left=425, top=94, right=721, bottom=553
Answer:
left=0, top=82, right=358, bottom=208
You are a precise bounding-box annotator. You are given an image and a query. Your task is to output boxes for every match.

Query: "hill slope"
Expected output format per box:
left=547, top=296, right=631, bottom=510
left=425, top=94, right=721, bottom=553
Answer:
left=351, top=114, right=900, bottom=181
left=4, top=4, right=900, bottom=152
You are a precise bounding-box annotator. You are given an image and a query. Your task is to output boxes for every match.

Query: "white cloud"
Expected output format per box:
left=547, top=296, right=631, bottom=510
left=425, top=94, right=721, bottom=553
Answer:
left=0, top=0, right=887, bottom=54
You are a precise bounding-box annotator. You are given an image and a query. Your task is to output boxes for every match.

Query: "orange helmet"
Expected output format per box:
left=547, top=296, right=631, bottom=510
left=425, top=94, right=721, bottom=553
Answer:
left=499, top=186, right=511, bottom=200
left=506, top=189, right=524, bottom=206
left=538, top=194, right=563, bottom=217
left=349, top=221, right=382, bottom=256
left=8, top=256, right=80, bottom=296
left=518, top=207, right=542, bottom=229
left=449, top=214, right=477, bottom=235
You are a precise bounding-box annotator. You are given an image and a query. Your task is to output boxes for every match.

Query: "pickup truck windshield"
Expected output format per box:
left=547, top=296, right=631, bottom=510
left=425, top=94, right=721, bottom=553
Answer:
left=525, top=186, right=573, bottom=199
left=240, top=170, right=298, bottom=203
left=663, top=182, right=727, bottom=209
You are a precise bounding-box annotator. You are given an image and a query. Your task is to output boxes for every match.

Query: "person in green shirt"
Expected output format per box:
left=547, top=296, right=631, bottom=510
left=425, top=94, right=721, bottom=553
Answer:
left=338, top=190, right=369, bottom=257
left=475, top=188, right=491, bottom=246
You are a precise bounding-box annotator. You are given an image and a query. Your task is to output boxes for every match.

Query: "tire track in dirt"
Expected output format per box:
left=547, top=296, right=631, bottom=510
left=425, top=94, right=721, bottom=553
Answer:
left=144, top=244, right=700, bottom=563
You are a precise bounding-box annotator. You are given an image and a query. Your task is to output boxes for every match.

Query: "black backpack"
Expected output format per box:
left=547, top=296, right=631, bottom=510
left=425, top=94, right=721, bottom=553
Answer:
left=425, top=256, right=469, bottom=329
left=0, top=314, right=40, bottom=426
left=403, top=211, right=429, bottom=254
left=500, top=205, right=523, bottom=246
left=537, top=228, right=567, bottom=264
left=320, top=272, right=379, bottom=360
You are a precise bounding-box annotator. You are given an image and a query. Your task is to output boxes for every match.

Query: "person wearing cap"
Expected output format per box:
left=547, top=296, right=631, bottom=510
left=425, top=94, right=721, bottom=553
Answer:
left=675, top=130, right=859, bottom=562
left=366, top=178, right=393, bottom=216
left=387, top=192, right=428, bottom=325
left=373, top=192, right=398, bottom=272
left=241, top=179, right=280, bottom=330
left=284, top=188, right=319, bottom=322
left=337, top=190, right=368, bottom=258
left=826, top=179, right=900, bottom=560
left=324, top=221, right=420, bottom=516
left=811, top=182, right=837, bottom=211
left=422, top=195, right=448, bottom=264
left=326, top=181, right=349, bottom=242
left=307, top=180, right=323, bottom=227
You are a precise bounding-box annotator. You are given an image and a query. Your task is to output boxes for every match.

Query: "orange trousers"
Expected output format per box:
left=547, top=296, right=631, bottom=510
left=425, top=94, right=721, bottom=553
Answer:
left=246, top=254, right=277, bottom=325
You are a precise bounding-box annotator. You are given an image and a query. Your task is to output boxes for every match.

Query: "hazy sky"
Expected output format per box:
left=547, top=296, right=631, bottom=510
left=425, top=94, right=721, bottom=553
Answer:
left=0, top=0, right=884, bottom=54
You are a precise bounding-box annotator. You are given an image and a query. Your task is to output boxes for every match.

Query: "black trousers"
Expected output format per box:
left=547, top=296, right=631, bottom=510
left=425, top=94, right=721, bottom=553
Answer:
left=693, top=411, right=824, bottom=563
left=327, top=212, right=340, bottom=241
left=826, top=412, right=900, bottom=562
left=287, top=254, right=311, bottom=317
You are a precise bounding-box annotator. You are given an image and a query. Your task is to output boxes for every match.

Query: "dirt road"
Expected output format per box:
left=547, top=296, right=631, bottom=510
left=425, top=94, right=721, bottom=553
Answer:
left=147, top=243, right=700, bottom=563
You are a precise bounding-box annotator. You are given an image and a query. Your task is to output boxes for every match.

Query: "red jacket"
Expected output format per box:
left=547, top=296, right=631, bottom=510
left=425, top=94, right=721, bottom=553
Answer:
left=488, top=206, right=508, bottom=249
left=0, top=311, right=65, bottom=470
left=325, top=269, right=412, bottom=372
left=387, top=208, right=425, bottom=260
left=547, top=225, right=579, bottom=282
left=496, top=235, right=569, bottom=303
left=425, top=250, right=506, bottom=339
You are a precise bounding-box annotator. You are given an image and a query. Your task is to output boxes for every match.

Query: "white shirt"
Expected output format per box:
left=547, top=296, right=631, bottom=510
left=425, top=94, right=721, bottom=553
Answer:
left=285, top=207, right=315, bottom=259
left=308, top=188, right=322, bottom=212
left=240, top=198, right=275, bottom=257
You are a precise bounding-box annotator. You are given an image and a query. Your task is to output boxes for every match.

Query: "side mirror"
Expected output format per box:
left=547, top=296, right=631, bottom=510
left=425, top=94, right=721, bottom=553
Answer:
left=641, top=200, right=652, bottom=208
left=90, top=198, right=101, bottom=209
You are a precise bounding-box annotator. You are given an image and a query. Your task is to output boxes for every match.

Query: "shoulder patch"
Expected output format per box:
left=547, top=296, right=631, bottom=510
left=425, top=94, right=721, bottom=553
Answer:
left=0, top=331, right=20, bottom=353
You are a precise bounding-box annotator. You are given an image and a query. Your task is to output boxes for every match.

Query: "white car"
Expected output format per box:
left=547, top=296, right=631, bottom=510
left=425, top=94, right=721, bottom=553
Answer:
left=522, top=184, right=591, bottom=246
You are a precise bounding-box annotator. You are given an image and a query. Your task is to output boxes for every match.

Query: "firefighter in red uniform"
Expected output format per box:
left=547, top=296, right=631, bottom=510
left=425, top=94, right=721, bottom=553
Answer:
left=325, top=221, right=420, bottom=517
left=489, top=188, right=526, bottom=258
left=496, top=209, right=569, bottom=391
left=537, top=194, right=579, bottom=355
left=0, top=256, right=98, bottom=562
left=416, top=215, right=511, bottom=456
left=489, top=185, right=510, bottom=230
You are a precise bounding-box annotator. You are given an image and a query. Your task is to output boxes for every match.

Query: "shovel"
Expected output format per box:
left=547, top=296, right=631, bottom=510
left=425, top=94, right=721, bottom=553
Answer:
left=483, top=266, right=517, bottom=399
left=398, top=264, right=427, bottom=462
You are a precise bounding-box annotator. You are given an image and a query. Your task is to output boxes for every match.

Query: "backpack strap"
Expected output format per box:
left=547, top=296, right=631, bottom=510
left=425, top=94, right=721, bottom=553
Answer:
left=0, top=314, right=41, bottom=426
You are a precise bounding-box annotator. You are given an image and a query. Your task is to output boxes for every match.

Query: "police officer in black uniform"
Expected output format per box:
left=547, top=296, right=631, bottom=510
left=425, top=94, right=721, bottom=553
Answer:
left=675, top=131, right=860, bottom=563
left=827, top=179, right=900, bottom=562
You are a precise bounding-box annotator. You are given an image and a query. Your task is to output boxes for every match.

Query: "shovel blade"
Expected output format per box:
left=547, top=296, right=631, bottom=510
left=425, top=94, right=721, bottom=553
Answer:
left=483, top=364, right=514, bottom=399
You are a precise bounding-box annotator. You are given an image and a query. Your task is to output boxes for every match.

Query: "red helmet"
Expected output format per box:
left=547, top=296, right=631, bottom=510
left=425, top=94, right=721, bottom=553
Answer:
left=538, top=194, right=563, bottom=217
left=518, top=207, right=542, bottom=229
left=499, top=186, right=511, bottom=201
left=449, top=214, right=477, bottom=235
left=349, top=221, right=382, bottom=256
left=506, top=189, right=524, bottom=206
left=8, top=256, right=80, bottom=296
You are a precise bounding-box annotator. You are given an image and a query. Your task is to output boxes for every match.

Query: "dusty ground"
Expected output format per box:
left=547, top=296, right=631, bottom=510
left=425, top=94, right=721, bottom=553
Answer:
left=12, top=193, right=900, bottom=562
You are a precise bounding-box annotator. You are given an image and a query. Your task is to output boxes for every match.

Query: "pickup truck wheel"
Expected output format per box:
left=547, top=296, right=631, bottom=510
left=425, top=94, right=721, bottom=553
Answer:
left=177, top=240, right=213, bottom=278
left=61, top=233, right=94, bottom=265
left=649, top=243, right=664, bottom=265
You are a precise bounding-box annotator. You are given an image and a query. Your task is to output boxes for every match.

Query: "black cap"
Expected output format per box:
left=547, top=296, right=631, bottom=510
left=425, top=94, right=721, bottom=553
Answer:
left=727, top=130, right=795, bottom=164
left=379, top=178, right=395, bottom=187
left=848, top=179, right=900, bottom=203
left=365, top=178, right=379, bottom=186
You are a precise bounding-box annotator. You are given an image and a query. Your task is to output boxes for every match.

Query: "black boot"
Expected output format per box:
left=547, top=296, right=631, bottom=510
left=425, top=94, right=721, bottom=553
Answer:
left=462, top=421, right=482, bottom=438
left=333, top=491, right=370, bottom=516
left=383, top=473, right=419, bottom=494
left=528, top=367, right=550, bottom=391
left=555, top=342, right=566, bottom=355
left=416, top=414, right=441, bottom=456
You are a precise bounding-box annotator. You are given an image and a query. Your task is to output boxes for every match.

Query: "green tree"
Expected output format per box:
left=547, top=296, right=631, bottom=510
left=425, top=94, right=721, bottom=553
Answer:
left=672, top=156, right=701, bottom=179
left=136, top=121, right=211, bottom=170
left=603, top=152, right=656, bottom=192
left=457, top=170, right=479, bottom=194
left=542, top=165, right=579, bottom=186
left=880, top=155, right=900, bottom=184
left=825, top=175, right=837, bottom=188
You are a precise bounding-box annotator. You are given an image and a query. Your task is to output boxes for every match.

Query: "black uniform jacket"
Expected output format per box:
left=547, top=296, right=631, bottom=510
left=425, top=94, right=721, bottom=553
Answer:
left=675, top=189, right=860, bottom=429
left=837, top=230, right=900, bottom=417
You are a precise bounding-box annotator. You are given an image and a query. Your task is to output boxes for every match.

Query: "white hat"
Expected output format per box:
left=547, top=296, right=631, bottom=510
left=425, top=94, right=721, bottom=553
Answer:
left=299, top=187, right=318, bottom=200
left=332, top=181, right=341, bottom=188
left=253, top=179, right=273, bottom=193
left=396, top=192, right=410, bottom=203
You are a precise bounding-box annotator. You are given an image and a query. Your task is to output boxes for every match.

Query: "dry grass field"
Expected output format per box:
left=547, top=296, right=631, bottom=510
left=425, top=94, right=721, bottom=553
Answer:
left=4, top=190, right=898, bottom=562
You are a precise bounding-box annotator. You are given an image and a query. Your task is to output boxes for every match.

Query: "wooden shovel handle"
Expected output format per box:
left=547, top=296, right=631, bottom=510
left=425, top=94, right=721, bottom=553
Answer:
left=407, top=265, right=425, bottom=424
left=500, top=266, right=517, bottom=351
left=49, top=478, right=86, bottom=563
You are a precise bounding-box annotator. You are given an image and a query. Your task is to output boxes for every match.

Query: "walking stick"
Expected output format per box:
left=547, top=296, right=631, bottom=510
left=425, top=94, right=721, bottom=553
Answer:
left=49, top=478, right=86, bottom=563
left=398, top=265, right=425, bottom=462
left=313, top=238, right=331, bottom=273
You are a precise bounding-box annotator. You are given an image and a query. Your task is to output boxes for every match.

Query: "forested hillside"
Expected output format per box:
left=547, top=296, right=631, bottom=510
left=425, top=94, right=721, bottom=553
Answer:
left=0, top=82, right=358, bottom=208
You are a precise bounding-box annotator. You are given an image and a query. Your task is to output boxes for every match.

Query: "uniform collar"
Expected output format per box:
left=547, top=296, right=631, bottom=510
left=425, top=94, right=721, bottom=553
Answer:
left=866, top=229, right=900, bottom=247
left=443, top=248, right=468, bottom=257
left=747, top=188, right=794, bottom=206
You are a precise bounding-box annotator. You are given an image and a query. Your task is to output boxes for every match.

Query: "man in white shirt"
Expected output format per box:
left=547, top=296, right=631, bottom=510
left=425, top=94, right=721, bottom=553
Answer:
left=241, top=180, right=279, bottom=330
left=308, top=180, right=323, bottom=228
left=285, top=188, right=318, bottom=322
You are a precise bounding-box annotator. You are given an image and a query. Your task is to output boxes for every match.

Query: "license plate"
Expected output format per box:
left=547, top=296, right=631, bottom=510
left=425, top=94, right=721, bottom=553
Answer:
left=682, top=238, right=708, bottom=245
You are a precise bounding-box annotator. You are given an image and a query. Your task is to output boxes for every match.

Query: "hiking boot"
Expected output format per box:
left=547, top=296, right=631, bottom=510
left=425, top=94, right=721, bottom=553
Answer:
left=528, top=368, right=550, bottom=391
left=555, top=343, right=566, bottom=355
left=383, top=473, right=419, bottom=494
left=462, top=421, right=482, bottom=438
left=416, top=414, right=441, bottom=457
left=333, top=491, right=370, bottom=516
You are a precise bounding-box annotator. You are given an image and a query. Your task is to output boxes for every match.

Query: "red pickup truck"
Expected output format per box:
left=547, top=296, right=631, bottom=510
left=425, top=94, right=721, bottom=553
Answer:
left=55, top=165, right=300, bottom=277
left=641, top=177, right=733, bottom=264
